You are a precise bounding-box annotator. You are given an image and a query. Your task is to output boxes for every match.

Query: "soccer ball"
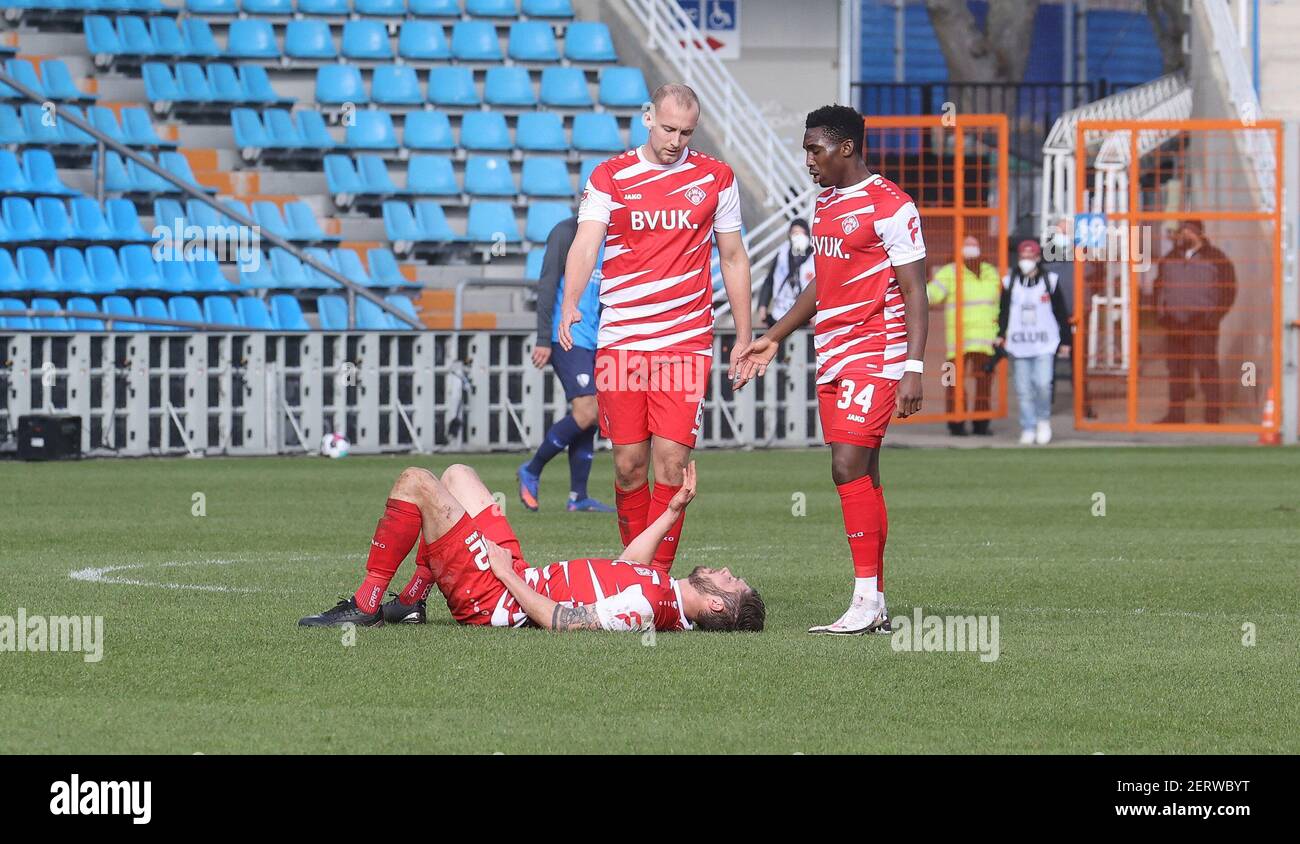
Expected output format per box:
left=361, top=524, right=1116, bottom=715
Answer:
left=320, top=432, right=350, bottom=459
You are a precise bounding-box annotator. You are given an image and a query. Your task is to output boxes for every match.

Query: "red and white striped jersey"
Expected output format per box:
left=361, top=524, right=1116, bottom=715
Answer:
left=577, top=146, right=743, bottom=356
left=811, top=174, right=925, bottom=384
left=496, top=558, right=690, bottom=631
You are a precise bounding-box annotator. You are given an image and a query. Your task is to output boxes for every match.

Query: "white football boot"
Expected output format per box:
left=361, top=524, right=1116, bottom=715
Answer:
left=1035, top=419, right=1053, bottom=445
left=808, top=593, right=887, bottom=636
left=1018, top=429, right=1036, bottom=445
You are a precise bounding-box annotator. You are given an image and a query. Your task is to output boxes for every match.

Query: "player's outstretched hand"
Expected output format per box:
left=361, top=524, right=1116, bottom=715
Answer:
left=728, top=341, right=754, bottom=391
left=668, top=461, right=697, bottom=514
left=484, top=537, right=514, bottom=575
left=896, top=371, right=923, bottom=418
left=557, top=306, right=581, bottom=352
left=732, top=336, right=779, bottom=383
left=531, top=344, right=552, bottom=369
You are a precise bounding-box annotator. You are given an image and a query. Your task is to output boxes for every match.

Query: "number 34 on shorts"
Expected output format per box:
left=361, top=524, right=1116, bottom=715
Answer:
left=816, top=375, right=897, bottom=446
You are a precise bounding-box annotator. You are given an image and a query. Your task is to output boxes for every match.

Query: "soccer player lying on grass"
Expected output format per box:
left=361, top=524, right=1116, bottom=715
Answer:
left=298, top=461, right=764, bottom=632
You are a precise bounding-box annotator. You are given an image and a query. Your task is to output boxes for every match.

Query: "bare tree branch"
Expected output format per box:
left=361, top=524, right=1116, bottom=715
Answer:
left=1145, top=0, right=1188, bottom=74
left=925, top=0, right=1041, bottom=84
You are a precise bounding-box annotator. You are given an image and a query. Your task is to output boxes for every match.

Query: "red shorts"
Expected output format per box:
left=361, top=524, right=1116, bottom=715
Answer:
left=426, top=507, right=528, bottom=627
left=817, top=374, right=897, bottom=447
left=595, top=348, right=709, bottom=448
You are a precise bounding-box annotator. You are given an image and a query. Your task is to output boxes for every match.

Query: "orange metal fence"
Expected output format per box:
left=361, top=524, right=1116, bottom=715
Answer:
left=1073, top=119, right=1284, bottom=434
left=861, top=114, right=1012, bottom=429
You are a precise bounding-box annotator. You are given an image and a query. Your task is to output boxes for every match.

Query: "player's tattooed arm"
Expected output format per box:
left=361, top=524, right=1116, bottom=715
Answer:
left=550, top=603, right=602, bottom=631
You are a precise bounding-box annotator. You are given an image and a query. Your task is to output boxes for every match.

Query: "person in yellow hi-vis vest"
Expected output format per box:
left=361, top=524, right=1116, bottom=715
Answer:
left=927, top=235, right=1001, bottom=436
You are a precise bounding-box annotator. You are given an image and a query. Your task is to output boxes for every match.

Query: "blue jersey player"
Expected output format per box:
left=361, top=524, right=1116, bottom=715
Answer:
left=518, top=216, right=614, bottom=513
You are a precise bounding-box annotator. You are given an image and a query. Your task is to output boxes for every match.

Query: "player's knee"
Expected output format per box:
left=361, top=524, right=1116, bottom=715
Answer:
left=830, top=457, right=864, bottom=486
left=571, top=397, right=598, bottom=429
left=395, top=466, right=437, bottom=496
left=613, top=458, right=647, bottom=489
left=441, top=463, right=478, bottom=490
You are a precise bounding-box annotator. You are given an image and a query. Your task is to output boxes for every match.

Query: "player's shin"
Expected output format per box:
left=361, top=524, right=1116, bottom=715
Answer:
left=836, top=475, right=882, bottom=599
left=614, top=481, right=650, bottom=546
left=355, top=498, right=424, bottom=613
left=876, top=484, right=889, bottom=604
left=646, top=482, right=684, bottom=573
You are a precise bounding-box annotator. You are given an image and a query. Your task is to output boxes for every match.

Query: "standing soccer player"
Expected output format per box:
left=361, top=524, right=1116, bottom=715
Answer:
left=557, top=83, right=753, bottom=574
left=736, top=105, right=928, bottom=635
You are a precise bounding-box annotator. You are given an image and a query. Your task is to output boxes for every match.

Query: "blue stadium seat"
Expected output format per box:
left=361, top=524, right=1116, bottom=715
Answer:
left=522, top=0, right=572, bottom=16
left=629, top=114, right=648, bottom=147
left=88, top=106, right=127, bottom=145
left=564, top=21, right=617, bottom=62
left=427, top=66, right=480, bottom=107
left=285, top=202, right=338, bottom=243
left=484, top=66, right=536, bottom=107
left=324, top=154, right=363, bottom=199
left=203, top=296, right=240, bottom=326
left=232, top=108, right=271, bottom=151
left=260, top=110, right=300, bottom=149
left=222, top=197, right=253, bottom=226
left=159, top=151, right=207, bottom=192
left=239, top=65, right=291, bottom=104
left=243, top=0, right=293, bottom=13
left=382, top=201, right=422, bottom=245
left=0, top=106, right=24, bottom=146
left=341, top=20, right=393, bottom=60
left=23, top=150, right=78, bottom=196
left=316, top=65, right=367, bottom=105
left=55, top=248, right=95, bottom=294
left=371, top=65, right=423, bottom=106
left=191, top=254, right=232, bottom=292
left=43, top=60, right=91, bottom=102
left=285, top=20, right=337, bottom=61
left=333, top=248, right=374, bottom=287
left=17, top=247, right=60, bottom=293
left=298, top=0, right=350, bottom=14
left=384, top=294, right=419, bottom=329
left=121, top=244, right=166, bottom=290
left=66, top=296, right=104, bottom=331
left=0, top=151, right=30, bottom=194
left=186, top=0, right=237, bottom=11
left=467, top=0, right=518, bottom=15
left=464, top=156, right=515, bottom=196
left=520, top=157, right=572, bottom=197
left=526, top=201, right=571, bottom=243
left=109, top=197, right=149, bottom=241
left=466, top=201, right=520, bottom=243
left=2, top=60, right=43, bottom=99
left=149, top=17, right=187, bottom=57
left=355, top=296, right=394, bottom=330
left=451, top=21, right=503, bottom=61
left=72, top=199, right=114, bottom=241
left=86, top=245, right=127, bottom=291
left=460, top=111, right=511, bottom=151
left=0, top=251, right=19, bottom=294
left=115, top=18, right=157, bottom=58
left=36, top=198, right=75, bottom=242
left=212, top=64, right=250, bottom=104
left=182, top=19, right=222, bottom=58
left=573, top=112, right=623, bottom=152
left=239, top=253, right=278, bottom=289
left=3, top=198, right=42, bottom=243
left=508, top=21, right=559, bottom=62
left=31, top=297, right=70, bottom=331
left=599, top=66, right=650, bottom=108
left=295, top=110, right=335, bottom=149
left=406, top=155, right=458, bottom=196
left=413, top=201, right=462, bottom=242
left=120, top=108, right=169, bottom=148
left=316, top=294, right=349, bottom=330
left=269, top=248, right=310, bottom=289
left=355, top=0, right=406, bottom=13
left=226, top=19, right=279, bottom=60
left=403, top=110, right=455, bottom=150
left=20, top=104, right=62, bottom=147
left=398, top=21, right=450, bottom=60
left=539, top=67, right=591, bottom=107
left=270, top=294, right=309, bottom=330
left=135, top=296, right=172, bottom=330
left=58, top=106, right=96, bottom=146
left=0, top=297, right=31, bottom=329
left=142, top=63, right=182, bottom=104
left=366, top=248, right=407, bottom=286
left=344, top=110, right=399, bottom=150
left=102, top=295, right=140, bottom=330
left=357, top=154, right=404, bottom=195
left=153, top=198, right=186, bottom=231
left=158, top=256, right=198, bottom=293
left=409, top=0, right=460, bottom=16
left=516, top=112, right=567, bottom=152
left=524, top=247, right=545, bottom=280
left=300, top=247, right=341, bottom=288
left=85, top=17, right=124, bottom=58
left=177, top=62, right=215, bottom=102
left=238, top=297, right=275, bottom=330
left=252, top=200, right=290, bottom=239
left=168, top=295, right=204, bottom=325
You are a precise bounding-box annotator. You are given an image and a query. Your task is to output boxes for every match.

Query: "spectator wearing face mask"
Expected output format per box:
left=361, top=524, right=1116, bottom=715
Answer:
left=926, top=235, right=1001, bottom=436
left=996, top=240, right=1072, bottom=445
left=757, top=218, right=815, bottom=329
left=1152, top=220, right=1237, bottom=425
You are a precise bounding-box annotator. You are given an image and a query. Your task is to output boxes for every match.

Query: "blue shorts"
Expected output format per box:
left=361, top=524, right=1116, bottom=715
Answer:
left=550, top=344, right=597, bottom=401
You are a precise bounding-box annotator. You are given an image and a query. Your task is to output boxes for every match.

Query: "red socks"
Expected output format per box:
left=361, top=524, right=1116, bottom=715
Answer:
left=615, top=481, right=650, bottom=547
left=396, top=563, right=434, bottom=606
left=876, top=484, right=888, bottom=593
left=836, top=476, right=881, bottom=579
left=646, top=482, right=684, bottom=573
left=354, top=498, right=424, bottom=613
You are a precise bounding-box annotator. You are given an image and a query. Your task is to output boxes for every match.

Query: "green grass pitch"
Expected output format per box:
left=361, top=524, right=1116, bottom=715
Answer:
left=1, top=446, right=1297, bottom=754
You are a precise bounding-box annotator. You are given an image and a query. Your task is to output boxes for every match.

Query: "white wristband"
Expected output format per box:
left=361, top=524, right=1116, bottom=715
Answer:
left=904, top=359, right=924, bottom=374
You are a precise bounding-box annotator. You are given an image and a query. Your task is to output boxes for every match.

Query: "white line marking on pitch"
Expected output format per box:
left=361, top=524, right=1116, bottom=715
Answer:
left=923, top=602, right=1297, bottom=621
left=69, top=559, right=260, bottom=593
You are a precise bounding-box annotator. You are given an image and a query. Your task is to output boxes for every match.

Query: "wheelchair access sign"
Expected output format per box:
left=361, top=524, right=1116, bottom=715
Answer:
left=676, top=0, right=741, bottom=60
